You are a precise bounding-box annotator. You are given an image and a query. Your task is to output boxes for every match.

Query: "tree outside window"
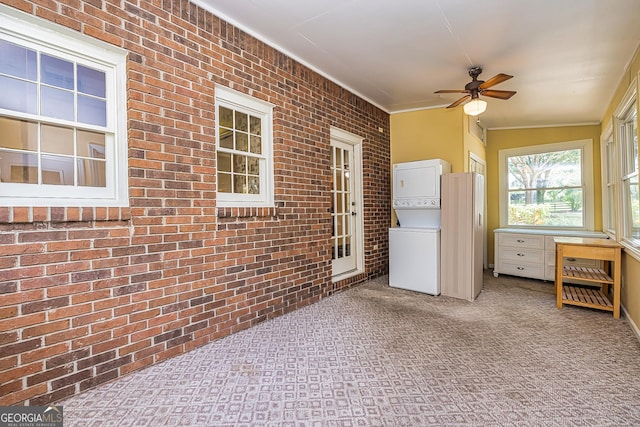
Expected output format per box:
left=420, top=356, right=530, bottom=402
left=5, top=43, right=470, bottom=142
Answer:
left=500, top=141, right=592, bottom=229
left=507, top=149, right=583, bottom=227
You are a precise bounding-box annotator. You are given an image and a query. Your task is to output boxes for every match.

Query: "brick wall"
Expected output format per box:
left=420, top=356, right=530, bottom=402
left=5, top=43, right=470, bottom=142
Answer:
left=0, top=0, right=390, bottom=405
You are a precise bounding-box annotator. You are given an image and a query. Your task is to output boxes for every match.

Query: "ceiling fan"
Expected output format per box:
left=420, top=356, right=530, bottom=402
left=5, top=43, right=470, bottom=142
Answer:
left=435, top=66, right=517, bottom=115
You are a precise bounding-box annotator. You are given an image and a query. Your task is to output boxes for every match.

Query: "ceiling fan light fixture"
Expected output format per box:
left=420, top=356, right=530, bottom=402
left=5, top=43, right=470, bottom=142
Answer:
left=463, top=98, right=487, bottom=116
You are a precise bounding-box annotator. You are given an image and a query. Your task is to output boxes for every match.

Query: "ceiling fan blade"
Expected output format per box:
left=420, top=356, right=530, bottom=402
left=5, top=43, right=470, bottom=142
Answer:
left=435, top=89, right=468, bottom=94
left=480, top=89, right=517, bottom=100
left=478, top=73, right=513, bottom=89
left=447, top=94, right=471, bottom=108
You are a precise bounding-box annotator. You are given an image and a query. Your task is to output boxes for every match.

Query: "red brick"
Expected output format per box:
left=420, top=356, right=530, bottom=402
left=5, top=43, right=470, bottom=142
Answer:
left=0, top=243, right=44, bottom=256
left=0, top=312, right=46, bottom=331
left=22, top=319, right=70, bottom=339
left=22, top=342, right=70, bottom=364
left=2, top=0, right=390, bottom=407
left=45, top=326, right=90, bottom=346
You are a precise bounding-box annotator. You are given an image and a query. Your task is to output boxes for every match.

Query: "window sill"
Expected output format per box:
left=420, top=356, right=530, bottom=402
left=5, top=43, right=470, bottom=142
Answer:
left=621, top=240, right=640, bottom=263
left=216, top=206, right=278, bottom=219
left=0, top=206, right=131, bottom=224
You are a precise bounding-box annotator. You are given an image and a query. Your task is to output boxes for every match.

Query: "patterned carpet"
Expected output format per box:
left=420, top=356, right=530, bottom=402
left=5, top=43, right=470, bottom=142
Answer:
left=58, top=272, right=640, bottom=426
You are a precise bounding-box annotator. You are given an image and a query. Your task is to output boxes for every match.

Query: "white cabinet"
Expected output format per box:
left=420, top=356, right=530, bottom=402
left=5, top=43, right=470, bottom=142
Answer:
left=493, top=229, right=607, bottom=281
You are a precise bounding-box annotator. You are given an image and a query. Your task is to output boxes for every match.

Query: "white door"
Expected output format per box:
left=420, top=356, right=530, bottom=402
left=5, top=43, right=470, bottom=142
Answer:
left=469, top=152, right=488, bottom=269
left=331, top=128, right=363, bottom=278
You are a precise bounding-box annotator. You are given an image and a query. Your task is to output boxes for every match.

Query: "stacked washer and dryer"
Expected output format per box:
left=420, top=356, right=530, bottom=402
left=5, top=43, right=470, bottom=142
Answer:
left=389, top=159, right=450, bottom=295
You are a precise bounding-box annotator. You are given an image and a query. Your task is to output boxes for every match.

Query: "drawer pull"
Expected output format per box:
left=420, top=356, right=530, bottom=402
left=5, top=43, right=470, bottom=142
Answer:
left=517, top=266, right=525, bottom=270
left=566, top=257, right=576, bottom=262
left=517, top=253, right=525, bottom=257
left=517, top=239, right=525, bottom=243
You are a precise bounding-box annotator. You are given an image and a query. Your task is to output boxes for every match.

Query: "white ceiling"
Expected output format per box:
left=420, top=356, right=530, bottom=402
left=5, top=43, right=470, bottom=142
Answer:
left=195, top=0, right=640, bottom=129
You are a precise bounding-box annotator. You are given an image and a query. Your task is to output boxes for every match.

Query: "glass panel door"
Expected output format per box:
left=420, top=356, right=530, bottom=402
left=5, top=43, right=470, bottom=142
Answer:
left=331, top=141, right=357, bottom=275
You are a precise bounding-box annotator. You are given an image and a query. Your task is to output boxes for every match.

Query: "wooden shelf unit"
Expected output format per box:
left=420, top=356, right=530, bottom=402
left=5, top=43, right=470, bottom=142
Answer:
left=554, top=237, right=622, bottom=318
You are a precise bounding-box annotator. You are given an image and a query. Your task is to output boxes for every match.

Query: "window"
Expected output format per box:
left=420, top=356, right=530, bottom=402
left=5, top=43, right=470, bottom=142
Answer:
left=601, top=126, right=617, bottom=236
left=498, top=140, right=594, bottom=229
left=616, top=86, right=638, bottom=244
left=215, top=85, right=274, bottom=207
left=0, top=5, right=127, bottom=207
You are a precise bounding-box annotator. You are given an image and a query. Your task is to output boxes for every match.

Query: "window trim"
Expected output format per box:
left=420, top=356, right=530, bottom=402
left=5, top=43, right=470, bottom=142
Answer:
left=613, top=79, right=639, bottom=250
left=600, top=124, right=617, bottom=238
left=0, top=4, right=128, bottom=207
left=215, top=85, right=274, bottom=208
left=498, top=139, right=595, bottom=230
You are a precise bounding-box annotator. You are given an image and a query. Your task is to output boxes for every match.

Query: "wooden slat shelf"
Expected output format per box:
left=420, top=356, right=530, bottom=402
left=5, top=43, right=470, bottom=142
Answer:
left=562, top=266, right=613, bottom=284
left=562, top=285, right=613, bottom=311
left=554, top=237, right=622, bottom=319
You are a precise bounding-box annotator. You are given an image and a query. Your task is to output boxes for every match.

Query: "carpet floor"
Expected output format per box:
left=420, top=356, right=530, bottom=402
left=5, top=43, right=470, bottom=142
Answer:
left=58, top=272, right=640, bottom=426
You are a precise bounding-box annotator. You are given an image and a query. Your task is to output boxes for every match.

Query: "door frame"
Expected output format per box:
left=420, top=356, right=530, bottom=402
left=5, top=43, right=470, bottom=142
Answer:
left=330, top=126, right=364, bottom=281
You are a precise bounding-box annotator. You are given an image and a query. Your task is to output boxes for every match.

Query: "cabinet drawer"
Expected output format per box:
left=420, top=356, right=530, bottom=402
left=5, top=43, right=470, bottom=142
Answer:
left=545, top=252, right=600, bottom=268
left=498, top=233, right=545, bottom=249
left=499, top=247, right=544, bottom=263
left=499, top=261, right=545, bottom=279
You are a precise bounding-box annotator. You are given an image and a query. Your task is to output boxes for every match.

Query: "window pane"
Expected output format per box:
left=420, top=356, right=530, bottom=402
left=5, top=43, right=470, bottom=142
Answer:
left=219, top=106, right=233, bottom=128
left=234, top=111, right=247, bottom=131
left=217, top=152, right=231, bottom=172
left=508, top=149, right=581, bottom=190
left=623, top=117, right=638, bottom=175
left=9, top=163, right=38, bottom=183
left=41, top=54, right=74, bottom=90
left=233, top=155, right=246, bottom=173
left=0, top=117, right=38, bottom=151
left=41, top=154, right=73, bottom=185
left=0, top=75, right=37, bottom=114
left=78, top=158, right=106, bottom=187
left=78, top=94, right=107, bottom=126
left=508, top=189, right=583, bottom=227
left=218, top=173, right=231, bottom=192
left=247, top=157, right=259, bottom=175
left=626, top=175, right=640, bottom=239
left=250, top=116, right=261, bottom=135
left=219, top=128, right=233, bottom=149
left=233, top=174, right=246, bottom=193
left=607, top=186, right=615, bottom=230
left=77, top=65, right=106, bottom=97
left=0, top=40, right=37, bottom=80
left=0, top=149, right=36, bottom=183
left=248, top=175, right=259, bottom=194
left=506, top=147, right=584, bottom=227
left=250, top=135, right=262, bottom=154
left=41, top=86, right=74, bottom=121
left=77, top=130, right=105, bottom=158
left=41, top=124, right=74, bottom=155
left=236, top=132, right=248, bottom=152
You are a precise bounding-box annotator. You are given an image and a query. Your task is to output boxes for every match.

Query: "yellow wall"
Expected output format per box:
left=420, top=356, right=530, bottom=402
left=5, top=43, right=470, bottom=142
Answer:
left=464, top=118, right=487, bottom=170
left=602, top=47, right=640, bottom=131
left=600, top=45, right=640, bottom=332
left=390, top=108, right=465, bottom=171
left=485, top=125, right=603, bottom=263
left=390, top=107, right=487, bottom=225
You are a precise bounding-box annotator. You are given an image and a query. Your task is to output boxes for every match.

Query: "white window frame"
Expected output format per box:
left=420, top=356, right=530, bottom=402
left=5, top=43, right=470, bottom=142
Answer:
left=613, top=80, right=639, bottom=250
left=0, top=5, right=128, bottom=207
left=600, top=124, right=617, bottom=238
left=215, top=85, right=274, bottom=208
left=498, top=139, right=595, bottom=230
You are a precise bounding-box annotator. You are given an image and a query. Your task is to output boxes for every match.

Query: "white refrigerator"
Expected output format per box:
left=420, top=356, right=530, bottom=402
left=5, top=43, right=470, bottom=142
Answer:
left=440, top=172, right=485, bottom=301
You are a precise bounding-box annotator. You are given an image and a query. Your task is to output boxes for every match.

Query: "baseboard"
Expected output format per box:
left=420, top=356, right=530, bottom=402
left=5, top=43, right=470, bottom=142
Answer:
left=622, top=304, right=640, bottom=343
